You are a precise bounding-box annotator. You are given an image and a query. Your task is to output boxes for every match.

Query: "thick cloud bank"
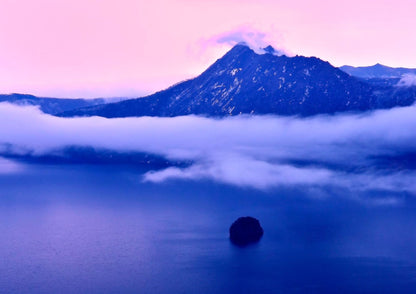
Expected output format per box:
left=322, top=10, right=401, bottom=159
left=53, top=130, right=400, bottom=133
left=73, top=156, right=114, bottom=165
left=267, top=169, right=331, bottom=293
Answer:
left=0, top=102, right=415, bottom=194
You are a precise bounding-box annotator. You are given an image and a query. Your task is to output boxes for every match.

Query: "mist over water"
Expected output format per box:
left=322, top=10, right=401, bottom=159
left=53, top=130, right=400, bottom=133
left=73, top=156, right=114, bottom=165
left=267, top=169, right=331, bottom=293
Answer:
left=0, top=102, right=415, bottom=196
left=1, top=103, right=416, bottom=293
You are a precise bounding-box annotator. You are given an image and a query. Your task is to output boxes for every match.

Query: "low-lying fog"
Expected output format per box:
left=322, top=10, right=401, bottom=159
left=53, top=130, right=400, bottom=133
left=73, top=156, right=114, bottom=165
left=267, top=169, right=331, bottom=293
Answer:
left=0, top=102, right=415, bottom=196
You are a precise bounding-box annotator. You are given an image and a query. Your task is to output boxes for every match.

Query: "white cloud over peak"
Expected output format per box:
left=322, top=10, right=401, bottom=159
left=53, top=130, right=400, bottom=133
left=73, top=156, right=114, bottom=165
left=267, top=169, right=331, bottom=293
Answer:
left=206, top=25, right=291, bottom=57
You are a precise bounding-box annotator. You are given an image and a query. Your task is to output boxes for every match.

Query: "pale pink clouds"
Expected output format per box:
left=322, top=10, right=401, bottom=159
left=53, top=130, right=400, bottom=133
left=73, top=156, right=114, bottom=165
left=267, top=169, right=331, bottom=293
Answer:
left=0, top=0, right=415, bottom=97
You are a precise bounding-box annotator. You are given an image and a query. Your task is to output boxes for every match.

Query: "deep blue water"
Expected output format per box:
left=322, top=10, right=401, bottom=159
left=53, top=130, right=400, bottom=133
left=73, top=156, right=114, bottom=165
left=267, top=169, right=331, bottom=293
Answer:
left=1, top=164, right=416, bottom=293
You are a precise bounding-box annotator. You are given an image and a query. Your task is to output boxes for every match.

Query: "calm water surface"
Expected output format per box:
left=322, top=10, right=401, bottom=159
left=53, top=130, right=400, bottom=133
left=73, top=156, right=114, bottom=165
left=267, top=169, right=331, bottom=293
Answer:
left=1, top=164, right=416, bottom=293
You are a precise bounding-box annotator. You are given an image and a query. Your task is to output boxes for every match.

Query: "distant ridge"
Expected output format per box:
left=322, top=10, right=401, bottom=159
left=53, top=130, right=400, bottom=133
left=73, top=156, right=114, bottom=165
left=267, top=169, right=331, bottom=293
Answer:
left=340, top=64, right=416, bottom=79
left=0, top=93, right=106, bottom=115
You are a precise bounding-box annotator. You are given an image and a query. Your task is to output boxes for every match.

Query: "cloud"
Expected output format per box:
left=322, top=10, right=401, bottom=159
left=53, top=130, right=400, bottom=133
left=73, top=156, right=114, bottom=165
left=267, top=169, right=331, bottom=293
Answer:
left=205, top=25, right=291, bottom=56
left=397, top=74, right=416, bottom=87
left=143, top=153, right=333, bottom=190
left=0, top=156, right=22, bottom=174
left=0, top=102, right=415, bottom=194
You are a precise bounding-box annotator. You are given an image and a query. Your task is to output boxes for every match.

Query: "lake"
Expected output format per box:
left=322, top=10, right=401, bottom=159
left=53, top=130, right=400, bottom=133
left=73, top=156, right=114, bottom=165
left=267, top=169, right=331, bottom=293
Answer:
left=1, top=163, right=416, bottom=293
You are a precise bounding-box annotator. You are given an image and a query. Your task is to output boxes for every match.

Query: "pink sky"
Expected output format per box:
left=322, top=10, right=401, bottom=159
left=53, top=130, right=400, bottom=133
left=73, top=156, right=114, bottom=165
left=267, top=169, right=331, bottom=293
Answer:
left=0, top=0, right=415, bottom=98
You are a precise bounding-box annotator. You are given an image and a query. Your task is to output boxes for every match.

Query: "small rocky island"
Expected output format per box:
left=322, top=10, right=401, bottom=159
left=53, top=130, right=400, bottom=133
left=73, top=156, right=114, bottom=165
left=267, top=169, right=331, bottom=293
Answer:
left=229, top=216, right=264, bottom=246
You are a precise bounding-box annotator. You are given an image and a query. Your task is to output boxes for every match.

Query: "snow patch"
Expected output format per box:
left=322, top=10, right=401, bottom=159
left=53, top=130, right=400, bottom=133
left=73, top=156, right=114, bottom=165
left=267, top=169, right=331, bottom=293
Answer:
left=230, top=68, right=242, bottom=76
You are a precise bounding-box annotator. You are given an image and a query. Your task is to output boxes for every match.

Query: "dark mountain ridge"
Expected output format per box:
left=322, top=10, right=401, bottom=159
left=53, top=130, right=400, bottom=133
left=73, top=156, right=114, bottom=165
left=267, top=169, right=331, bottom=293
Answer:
left=340, top=63, right=416, bottom=79
left=61, top=44, right=396, bottom=118
left=0, top=93, right=106, bottom=115
left=9, top=44, right=416, bottom=118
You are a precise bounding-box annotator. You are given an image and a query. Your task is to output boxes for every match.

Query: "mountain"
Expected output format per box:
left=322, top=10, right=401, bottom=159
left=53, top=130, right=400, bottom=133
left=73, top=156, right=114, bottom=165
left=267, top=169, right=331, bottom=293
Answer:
left=0, top=94, right=106, bottom=115
left=339, top=64, right=416, bottom=109
left=340, top=64, right=416, bottom=79
left=60, top=44, right=416, bottom=118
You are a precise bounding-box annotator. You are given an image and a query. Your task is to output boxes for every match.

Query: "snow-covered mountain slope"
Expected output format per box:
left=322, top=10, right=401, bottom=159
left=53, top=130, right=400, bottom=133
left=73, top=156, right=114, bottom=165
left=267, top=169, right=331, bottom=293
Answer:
left=60, top=44, right=416, bottom=118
